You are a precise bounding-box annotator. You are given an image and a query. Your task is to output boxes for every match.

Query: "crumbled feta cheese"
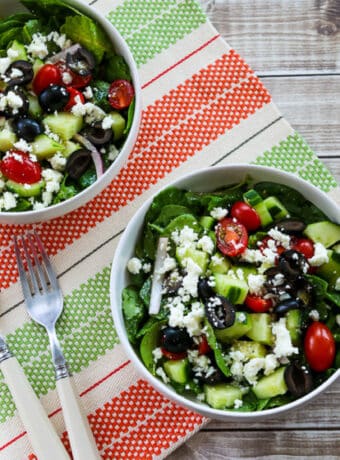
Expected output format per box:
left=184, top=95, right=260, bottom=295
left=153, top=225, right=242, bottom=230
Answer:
left=158, top=256, right=176, bottom=274
left=171, top=225, right=198, bottom=246
left=7, top=48, right=19, bottom=59
left=230, top=361, right=244, bottom=380
left=3, top=191, right=17, bottom=209
left=268, top=227, right=291, bottom=248
left=83, top=86, right=93, bottom=99
left=9, top=68, right=23, bottom=79
left=71, top=101, right=106, bottom=123
left=0, top=178, right=5, bottom=192
left=272, top=317, right=298, bottom=358
left=309, top=309, right=320, bottom=321
left=26, top=33, right=49, bottom=59
left=42, top=169, right=62, bottom=193
left=247, top=273, right=266, bottom=295
left=335, top=278, right=340, bottom=291
left=49, top=152, right=67, bottom=171
left=127, top=257, right=142, bottom=274
left=0, top=57, right=11, bottom=74
left=308, top=242, right=329, bottom=267
left=197, top=235, right=214, bottom=254
left=263, top=354, right=279, bottom=375
left=234, top=399, right=243, bottom=409
left=62, top=72, right=73, bottom=85
left=336, top=314, right=340, bottom=327
left=210, top=207, right=228, bottom=220
left=143, top=263, right=151, bottom=273
left=14, top=139, right=32, bottom=153
left=152, top=347, right=163, bottom=362
left=0, top=91, right=24, bottom=114
left=243, top=358, right=265, bottom=385
left=102, top=116, right=113, bottom=130
left=238, top=312, right=247, bottom=323
left=156, top=367, right=170, bottom=383
left=182, top=301, right=205, bottom=336
left=107, top=144, right=119, bottom=161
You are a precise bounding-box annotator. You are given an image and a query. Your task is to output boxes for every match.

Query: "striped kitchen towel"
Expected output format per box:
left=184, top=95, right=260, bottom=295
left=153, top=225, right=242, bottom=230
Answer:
left=0, top=1, right=338, bottom=459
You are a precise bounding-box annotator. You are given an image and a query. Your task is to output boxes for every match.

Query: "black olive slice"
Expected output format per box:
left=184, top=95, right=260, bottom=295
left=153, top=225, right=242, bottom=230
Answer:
left=5, top=60, right=34, bottom=86
left=279, top=249, right=308, bottom=278
left=284, top=362, right=314, bottom=398
left=274, top=298, right=302, bottom=315
left=65, top=149, right=92, bottom=179
left=163, top=270, right=183, bottom=295
left=38, top=85, right=70, bottom=113
left=13, top=118, right=43, bottom=142
left=84, top=122, right=112, bottom=146
left=161, top=326, right=192, bottom=353
left=66, top=47, right=95, bottom=76
left=276, top=219, right=306, bottom=235
left=198, top=367, right=226, bottom=385
left=197, top=277, right=215, bottom=302
left=205, top=295, right=235, bottom=329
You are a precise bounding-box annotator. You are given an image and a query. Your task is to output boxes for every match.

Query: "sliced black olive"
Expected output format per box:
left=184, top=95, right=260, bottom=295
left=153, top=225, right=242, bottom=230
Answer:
left=0, top=87, right=29, bottom=118
left=163, top=270, right=183, bottom=295
left=284, top=362, right=314, bottom=398
left=5, top=60, right=34, bottom=86
left=279, top=249, right=308, bottom=278
left=264, top=266, right=282, bottom=278
left=198, top=367, right=226, bottom=385
left=66, top=47, right=95, bottom=76
left=13, top=118, right=43, bottom=142
left=294, top=276, right=314, bottom=307
left=65, top=149, right=92, bottom=179
left=84, top=122, right=112, bottom=146
left=38, top=84, right=70, bottom=113
left=205, top=295, right=235, bottom=329
left=274, top=298, right=302, bottom=315
left=276, top=219, right=306, bottom=235
left=161, top=326, right=192, bottom=353
left=197, top=277, right=215, bottom=302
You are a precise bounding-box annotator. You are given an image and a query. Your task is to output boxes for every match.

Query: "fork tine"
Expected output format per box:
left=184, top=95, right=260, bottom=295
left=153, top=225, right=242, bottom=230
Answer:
left=33, top=231, right=59, bottom=290
left=19, top=235, right=42, bottom=295
left=13, top=236, right=33, bottom=300
left=27, top=233, right=49, bottom=293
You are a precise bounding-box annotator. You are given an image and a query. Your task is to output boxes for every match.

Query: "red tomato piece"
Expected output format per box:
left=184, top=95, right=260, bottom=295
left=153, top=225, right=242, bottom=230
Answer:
left=198, top=335, right=211, bottom=355
left=292, top=238, right=315, bottom=259
left=0, top=150, right=41, bottom=184
left=67, top=70, right=92, bottom=89
left=33, top=64, right=62, bottom=95
left=230, top=201, right=261, bottom=231
left=245, top=294, right=272, bottom=313
left=108, top=79, right=134, bottom=109
left=215, top=218, right=248, bottom=257
left=64, top=87, right=85, bottom=111
left=258, top=236, right=285, bottom=263
left=304, top=322, right=335, bottom=372
left=161, top=348, right=187, bottom=361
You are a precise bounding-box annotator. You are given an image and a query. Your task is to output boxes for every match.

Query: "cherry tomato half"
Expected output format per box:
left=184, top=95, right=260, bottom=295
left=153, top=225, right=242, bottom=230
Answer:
left=304, top=321, right=335, bottom=372
left=292, top=238, right=315, bottom=259
left=0, top=150, right=42, bottom=184
left=64, top=87, right=85, bottom=111
left=245, top=294, right=272, bottom=313
left=161, top=348, right=187, bottom=361
left=215, top=217, right=248, bottom=257
left=230, top=201, right=261, bottom=231
left=66, top=70, right=92, bottom=89
left=33, top=64, right=62, bottom=95
left=108, top=79, right=134, bottom=110
left=198, top=335, right=211, bottom=355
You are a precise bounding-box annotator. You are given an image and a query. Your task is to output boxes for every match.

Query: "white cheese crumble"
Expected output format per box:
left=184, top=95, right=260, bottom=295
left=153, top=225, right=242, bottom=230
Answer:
left=272, top=317, right=298, bottom=359
left=210, top=207, right=228, bottom=220
left=2, top=191, right=17, bottom=210
left=0, top=57, right=11, bottom=74
left=267, top=227, right=291, bottom=248
left=152, top=347, right=163, bottom=362
left=26, top=33, right=49, bottom=59
left=127, top=257, right=142, bottom=274
left=247, top=273, right=266, bottom=295
left=171, top=225, right=198, bottom=246
left=309, top=309, right=320, bottom=321
left=335, top=278, right=340, bottom=291
left=158, top=256, right=177, bottom=274
left=62, top=71, right=73, bottom=85
left=13, top=139, right=32, bottom=153
left=308, top=242, right=329, bottom=267
left=49, top=152, right=67, bottom=171
left=234, top=399, right=243, bottom=409
left=42, top=169, right=62, bottom=193
left=336, top=314, right=340, bottom=327
left=197, top=235, right=214, bottom=254
left=102, top=116, right=113, bottom=130
left=71, top=100, right=106, bottom=123
left=0, top=91, right=24, bottom=114
left=83, top=86, right=93, bottom=99
left=156, top=367, right=170, bottom=384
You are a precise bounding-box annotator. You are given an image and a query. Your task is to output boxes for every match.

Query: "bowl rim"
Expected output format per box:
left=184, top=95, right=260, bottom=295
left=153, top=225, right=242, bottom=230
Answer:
left=0, top=0, right=142, bottom=224
left=110, top=163, right=340, bottom=420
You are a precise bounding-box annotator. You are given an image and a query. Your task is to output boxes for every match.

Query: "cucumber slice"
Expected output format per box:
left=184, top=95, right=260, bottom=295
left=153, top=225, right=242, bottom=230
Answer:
left=246, top=313, right=274, bottom=346
left=163, top=358, right=190, bottom=384
left=243, top=188, right=263, bottom=206
left=6, top=179, right=45, bottom=197
left=213, top=273, right=249, bottom=304
left=43, top=113, right=83, bottom=141
left=7, top=40, right=27, bottom=61
left=204, top=383, right=243, bottom=409
left=228, top=265, right=257, bottom=281
left=253, top=366, right=288, bottom=399
left=232, top=340, right=267, bottom=360
left=262, top=196, right=289, bottom=220
left=199, top=215, right=215, bottom=230
left=63, top=140, right=82, bottom=158
left=176, top=247, right=209, bottom=273
left=214, top=311, right=252, bottom=343
left=304, top=221, right=340, bottom=248
left=0, top=128, right=17, bottom=151
left=32, top=134, right=65, bottom=160
left=286, top=309, right=301, bottom=346
left=316, top=250, right=340, bottom=289
left=107, top=111, right=126, bottom=140
left=28, top=94, right=42, bottom=119
left=33, top=58, right=44, bottom=76
left=254, top=201, right=273, bottom=227
left=209, top=253, right=231, bottom=274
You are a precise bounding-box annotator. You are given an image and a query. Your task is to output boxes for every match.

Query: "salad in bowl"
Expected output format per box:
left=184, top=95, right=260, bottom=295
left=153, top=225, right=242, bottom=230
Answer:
left=111, top=165, right=340, bottom=419
left=0, top=0, right=140, bottom=223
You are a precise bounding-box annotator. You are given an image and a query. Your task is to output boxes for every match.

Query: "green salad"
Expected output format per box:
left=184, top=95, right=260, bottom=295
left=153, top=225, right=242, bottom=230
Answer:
left=122, top=179, right=340, bottom=412
left=0, top=0, right=135, bottom=212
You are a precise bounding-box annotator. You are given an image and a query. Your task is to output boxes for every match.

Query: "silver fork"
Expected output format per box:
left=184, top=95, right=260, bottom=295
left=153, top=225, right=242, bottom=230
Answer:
left=14, top=231, right=101, bottom=460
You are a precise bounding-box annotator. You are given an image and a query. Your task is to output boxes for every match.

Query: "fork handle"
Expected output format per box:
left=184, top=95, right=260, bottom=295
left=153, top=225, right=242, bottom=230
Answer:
left=56, top=375, right=101, bottom=460
left=1, top=356, right=70, bottom=460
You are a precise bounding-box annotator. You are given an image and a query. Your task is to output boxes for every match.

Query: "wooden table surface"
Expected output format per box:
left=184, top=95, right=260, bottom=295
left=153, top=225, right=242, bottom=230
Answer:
left=169, top=1, right=340, bottom=458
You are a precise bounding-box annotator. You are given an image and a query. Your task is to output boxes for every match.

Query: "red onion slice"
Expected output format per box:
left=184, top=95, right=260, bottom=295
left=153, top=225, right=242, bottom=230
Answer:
left=149, top=237, right=169, bottom=315
left=73, top=133, right=104, bottom=178
left=49, top=44, right=81, bottom=64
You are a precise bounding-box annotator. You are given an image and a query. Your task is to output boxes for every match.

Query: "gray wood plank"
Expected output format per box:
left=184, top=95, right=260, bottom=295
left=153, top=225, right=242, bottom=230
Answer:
left=205, top=0, right=340, bottom=74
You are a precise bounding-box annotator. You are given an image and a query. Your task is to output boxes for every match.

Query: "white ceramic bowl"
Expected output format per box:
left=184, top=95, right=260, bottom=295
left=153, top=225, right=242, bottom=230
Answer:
left=110, top=164, right=340, bottom=420
left=0, top=0, right=141, bottom=224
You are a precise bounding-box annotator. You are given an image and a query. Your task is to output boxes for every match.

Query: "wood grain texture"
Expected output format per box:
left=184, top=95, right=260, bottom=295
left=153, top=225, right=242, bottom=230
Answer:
left=169, top=1, right=340, bottom=458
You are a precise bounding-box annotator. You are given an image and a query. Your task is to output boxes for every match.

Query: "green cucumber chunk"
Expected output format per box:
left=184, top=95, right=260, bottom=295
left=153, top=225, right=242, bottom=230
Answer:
left=286, top=309, right=301, bottom=345
left=0, top=128, right=17, bottom=151
left=108, top=111, right=126, bottom=140
left=139, top=321, right=164, bottom=375
left=231, top=340, right=267, bottom=360
left=163, top=358, right=190, bottom=384
left=204, top=383, right=243, bottom=409
left=208, top=252, right=231, bottom=274
left=243, top=188, right=263, bottom=206
left=254, top=201, right=273, bottom=227
left=246, top=313, right=274, bottom=346
left=316, top=250, right=340, bottom=289
left=43, top=113, right=83, bottom=141
left=199, top=215, right=215, bottom=230
left=214, top=312, right=252, bottom=343
left=253, top=366, right=288, bottom=399
left=6, top=179, right=45, bottom=197
left=176, top=247, right=209, bottom=273
left=304, top=221, right=340, bottom=248
left=28, top=94, right=42, bottom=119
left=7, top=40, right=27, bottom=61
left=32, top=134, right=65, bottom=159
left=262, top=196, right=289, bottom=220
left=213, top=273, right=249, bottom=304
